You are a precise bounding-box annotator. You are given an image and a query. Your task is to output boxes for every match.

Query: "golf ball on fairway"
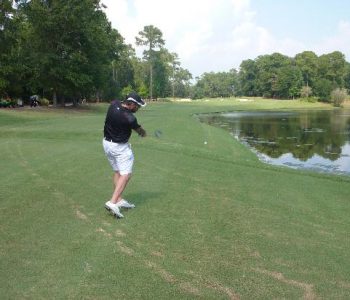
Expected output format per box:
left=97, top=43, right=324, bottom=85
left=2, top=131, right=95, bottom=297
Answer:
left=204, top=141, right=207, bottom=145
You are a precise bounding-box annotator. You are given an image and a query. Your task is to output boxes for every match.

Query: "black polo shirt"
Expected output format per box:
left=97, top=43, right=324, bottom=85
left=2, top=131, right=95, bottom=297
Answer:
left=103, top=100, right=141, bottom=143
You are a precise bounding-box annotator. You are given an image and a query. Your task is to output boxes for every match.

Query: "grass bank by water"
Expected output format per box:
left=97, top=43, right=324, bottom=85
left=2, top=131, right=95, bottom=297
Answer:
left=1, top=98, right=349, bottom=299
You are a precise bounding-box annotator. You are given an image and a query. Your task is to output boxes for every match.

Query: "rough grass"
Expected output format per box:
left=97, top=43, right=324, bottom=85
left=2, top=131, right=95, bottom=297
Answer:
left=1, top=98, right=350, bottom=299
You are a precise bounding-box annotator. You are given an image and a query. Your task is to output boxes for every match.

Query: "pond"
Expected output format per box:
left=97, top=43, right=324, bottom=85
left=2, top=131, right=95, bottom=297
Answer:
left=198, top=109, right=350, bottom=176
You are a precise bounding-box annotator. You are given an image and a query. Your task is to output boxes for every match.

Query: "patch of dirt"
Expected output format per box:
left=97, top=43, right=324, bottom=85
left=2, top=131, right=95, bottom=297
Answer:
left=76, top=209, right=88, bottom=220
left=144, top=261, right=200, bottom=295
left=204, top=280, right=240, bottom=300
left=250, top=251, right=261, bottom=258
left=115, top=229, right=126, bottom=237
left=338, top=281, right=350, bottom=289
left=151, top=251, right=164, bottom=257
left=179, top=282, right=200, bottom=295
left=96, top=227, right=111, bottom=238
left=116, top=241, right=134, bottom=256
left=145, top=261, right=176, bottom=283
left=254, top=268, right=316, bottom=300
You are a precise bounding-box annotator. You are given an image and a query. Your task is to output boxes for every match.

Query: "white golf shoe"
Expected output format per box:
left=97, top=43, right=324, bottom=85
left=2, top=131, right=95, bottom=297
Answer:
left=105, top=201, right=124, bottom=218
left=117, top=199, right=136, bottom=209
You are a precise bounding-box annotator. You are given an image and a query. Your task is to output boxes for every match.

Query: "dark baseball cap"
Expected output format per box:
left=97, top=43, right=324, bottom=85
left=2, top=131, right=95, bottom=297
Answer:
left=126, top=92, right=146, bottom=107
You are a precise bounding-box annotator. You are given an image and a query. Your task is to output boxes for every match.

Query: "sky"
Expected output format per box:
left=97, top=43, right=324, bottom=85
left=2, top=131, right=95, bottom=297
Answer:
left=102, top=0, right=350, bottom=78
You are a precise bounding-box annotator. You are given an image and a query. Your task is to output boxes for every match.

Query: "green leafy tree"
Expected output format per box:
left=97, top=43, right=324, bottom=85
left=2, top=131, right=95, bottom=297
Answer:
left=173, top=67, right=192, bottom=98
left=170, top=52, right=180, bottom=98
left=110, top=43, right=136, bottom=99
left=275, top=65, right=303, bottom=99
left=314, top=78, right=333, bottom=101
left=0, top=2, right=37, bottom=99
left=131, top=56, right=148, bottom=97
left=161, top=51, right=192, bottom=98
left=343, top=62, right=350, bottom=91
left=193, top=71, right=236, bottom=99
left=136, top=25, right=165, bottom=99
left=255, top=53, right=291, bottom=98
left=137, top=82, right=148, bottom=99
left=20, top=0, right=119, bottom=105
left=295, top=51, right=318, bottom=87
left=152, top=49, right=171, bottom=98
left=236, top=51, right=349, bottom=100
left=318, top=51, right=346, bottom=87
left=0, top=0, right=16, bottom=95
left=237, top=59, right=258, bottom=96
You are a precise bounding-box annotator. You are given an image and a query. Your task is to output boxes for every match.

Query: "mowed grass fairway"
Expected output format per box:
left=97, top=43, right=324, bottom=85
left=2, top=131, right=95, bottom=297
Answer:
left=1, top=99, right=350, bottom=299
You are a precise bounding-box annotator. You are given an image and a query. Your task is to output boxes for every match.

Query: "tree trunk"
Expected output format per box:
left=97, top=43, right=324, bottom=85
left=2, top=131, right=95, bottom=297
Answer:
left=96, top=91, right=100, bottom=103
left=172, top=67, right=175, bottom=99
left=60, top=95, right=65, bottom=107
left=150, top=63, right=153, bottom=100
left=53, top=90, right=57, bottom=107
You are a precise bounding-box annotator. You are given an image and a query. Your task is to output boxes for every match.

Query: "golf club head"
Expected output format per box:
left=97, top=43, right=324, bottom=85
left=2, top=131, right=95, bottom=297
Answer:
left=154, top=129, right=162, bottom=138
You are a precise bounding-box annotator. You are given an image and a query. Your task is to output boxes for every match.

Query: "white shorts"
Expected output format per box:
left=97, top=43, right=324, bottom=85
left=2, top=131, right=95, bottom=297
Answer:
left=103, top=139, right=134, bottom=175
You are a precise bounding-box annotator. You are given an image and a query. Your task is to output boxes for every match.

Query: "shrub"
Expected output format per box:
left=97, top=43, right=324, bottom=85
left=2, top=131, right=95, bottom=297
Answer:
left=314, top=78, right=333, bottom=102
left=137, top=83, right=148, bottom=99
left=331, top=88, right=348, bottom=107
left=40, top=98, right=50, bottom=106
left=300, top=86, right=312, bottom=98
left=0, top=99, right=15, bottom=107
left=299, top=96, right=318, bottom=103
left=121, top=85, right=133, bottom=98
left=289, top=86, right=300, bottom=99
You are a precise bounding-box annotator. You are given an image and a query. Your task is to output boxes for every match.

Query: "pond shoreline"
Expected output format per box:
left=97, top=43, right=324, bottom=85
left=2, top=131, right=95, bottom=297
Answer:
left=198, top=108, right=350, bottom=176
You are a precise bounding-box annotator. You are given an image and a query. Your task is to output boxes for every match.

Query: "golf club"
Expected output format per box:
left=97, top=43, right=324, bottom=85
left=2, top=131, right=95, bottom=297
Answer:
left=154, top=129, right=162, bottom=138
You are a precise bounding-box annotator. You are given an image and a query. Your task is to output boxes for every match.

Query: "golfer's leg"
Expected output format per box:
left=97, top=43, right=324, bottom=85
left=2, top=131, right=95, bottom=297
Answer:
left=110, top=173, right=131, bottom=203
left=111, top=172, right=122, bottom=203
left=113, top=171, right=121, bottom=188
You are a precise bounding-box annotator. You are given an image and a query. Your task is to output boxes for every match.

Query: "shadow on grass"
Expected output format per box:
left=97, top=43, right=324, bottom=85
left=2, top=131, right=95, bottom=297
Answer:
left=126, top=191, right=164, bottom=206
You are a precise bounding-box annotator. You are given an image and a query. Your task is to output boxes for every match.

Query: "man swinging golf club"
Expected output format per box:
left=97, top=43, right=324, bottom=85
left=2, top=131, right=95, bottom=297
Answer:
left=103, top=92, right=146, bottom=218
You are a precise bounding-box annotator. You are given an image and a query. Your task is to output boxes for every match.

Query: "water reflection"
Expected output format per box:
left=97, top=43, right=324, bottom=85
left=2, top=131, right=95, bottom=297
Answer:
left=199, top=110, right=350, bottom=175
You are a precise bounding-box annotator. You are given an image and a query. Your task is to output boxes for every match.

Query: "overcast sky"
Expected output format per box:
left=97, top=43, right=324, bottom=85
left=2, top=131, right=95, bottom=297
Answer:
left=102, top=0, right=350, bottom=78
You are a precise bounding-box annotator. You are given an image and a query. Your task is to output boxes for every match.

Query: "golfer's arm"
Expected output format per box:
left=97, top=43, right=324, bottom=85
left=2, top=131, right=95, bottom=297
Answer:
left=134, top=127, right=146, bottom=137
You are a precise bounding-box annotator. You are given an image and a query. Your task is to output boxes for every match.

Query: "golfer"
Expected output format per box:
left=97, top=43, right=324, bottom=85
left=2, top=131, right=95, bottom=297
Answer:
left=103, top=92, right=146, bottom=218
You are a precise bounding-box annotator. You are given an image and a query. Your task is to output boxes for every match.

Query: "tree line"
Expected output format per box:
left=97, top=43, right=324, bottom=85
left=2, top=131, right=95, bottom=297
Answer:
left=235, top=51, right=350, bottom=102
left=0, top=0, right=193, bottom=105
left=1, top=0, right=349, bottom=105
